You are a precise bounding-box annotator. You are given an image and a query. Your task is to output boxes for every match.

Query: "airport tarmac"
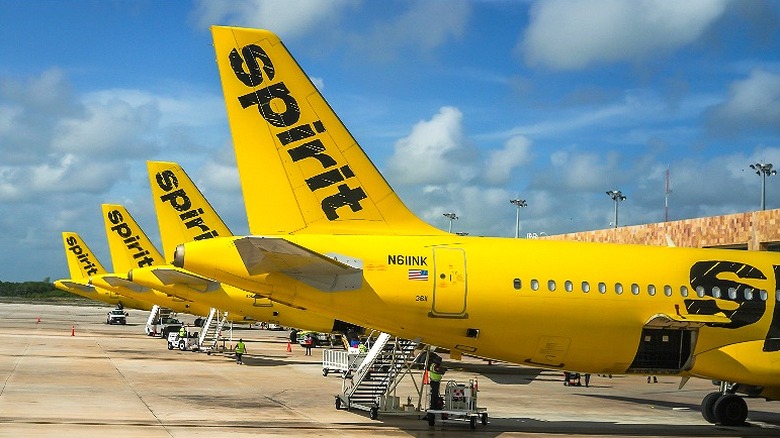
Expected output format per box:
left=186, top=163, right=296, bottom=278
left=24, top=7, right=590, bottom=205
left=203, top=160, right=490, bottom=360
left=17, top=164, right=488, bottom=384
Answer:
left=1, top=302, right=780, bottom=437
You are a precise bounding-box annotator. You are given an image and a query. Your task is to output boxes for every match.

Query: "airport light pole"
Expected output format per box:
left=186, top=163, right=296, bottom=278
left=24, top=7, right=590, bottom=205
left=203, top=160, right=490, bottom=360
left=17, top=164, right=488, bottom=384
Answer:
left=509, top=199, right=527, bottom=238
left=606, top=190, right=626, bottom=228
left=750, top=162, right=776, bottom=210
left=443, top=213, right=458, bottom=233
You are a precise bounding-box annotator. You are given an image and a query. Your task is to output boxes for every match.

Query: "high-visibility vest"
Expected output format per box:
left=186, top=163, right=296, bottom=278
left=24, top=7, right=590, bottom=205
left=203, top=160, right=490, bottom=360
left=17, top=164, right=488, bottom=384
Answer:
left=179, top=327, right=186, bottom=336
left=429, top=363, right=443, bottom=382
left=236, top=342, right=246, bottom=353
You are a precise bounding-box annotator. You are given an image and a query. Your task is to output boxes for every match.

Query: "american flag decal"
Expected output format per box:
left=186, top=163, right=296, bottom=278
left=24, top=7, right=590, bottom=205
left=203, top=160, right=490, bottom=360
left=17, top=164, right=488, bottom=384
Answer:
left=408, top=269, right=429, bottom=281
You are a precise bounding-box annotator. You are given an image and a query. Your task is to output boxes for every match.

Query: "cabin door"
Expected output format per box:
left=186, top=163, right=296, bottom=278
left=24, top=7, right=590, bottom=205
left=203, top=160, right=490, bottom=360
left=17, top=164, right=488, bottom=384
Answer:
left=430, top=247, right=468, bottom=318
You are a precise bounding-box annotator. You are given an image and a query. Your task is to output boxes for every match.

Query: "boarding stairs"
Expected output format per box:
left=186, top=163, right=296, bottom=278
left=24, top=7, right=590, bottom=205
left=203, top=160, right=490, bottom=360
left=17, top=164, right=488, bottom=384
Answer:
left=198, top=308, right=228, bottom=352
left=144, top=305, right=173, bottom=336
left=337, top=332, right=421, bottom=418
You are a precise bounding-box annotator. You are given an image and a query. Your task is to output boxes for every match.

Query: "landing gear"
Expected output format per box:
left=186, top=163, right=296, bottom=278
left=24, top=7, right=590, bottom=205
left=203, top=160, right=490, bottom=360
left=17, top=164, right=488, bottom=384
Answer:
left=700, top=383, right=748, bottom=426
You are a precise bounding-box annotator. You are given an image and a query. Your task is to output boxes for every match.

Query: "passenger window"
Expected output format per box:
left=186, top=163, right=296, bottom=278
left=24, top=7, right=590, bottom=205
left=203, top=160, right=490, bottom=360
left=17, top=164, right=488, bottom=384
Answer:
left=696, top=286, right=705, bottom=298
left=531, top=279, right=539, bottom=291
left=728, top=287, right=737, bottom=300
left=548, top=280, right=556, bottom=291
left=564, top=280, right=573, bottom=292
left=648, top=284, right=656, bottom=296
left=513, top=278, right=521, bottom=290
left=776, top=290, right=780, bottom=302
left=664, top=285, right=672, bottom=297
left=745, top=289, right=754, bottom=300
left=631, top=283, right=640, bottom=295
left=615, top=283, right=623, bottom=295
left=681, top=286, right=689, bottom=297
left=582, top=281, right=590, bottom=293
left=760, top=289, right=768, bottom=301
left=712, top=286, right=721, bottom=299
left=598, top=282, right=607, bottom=294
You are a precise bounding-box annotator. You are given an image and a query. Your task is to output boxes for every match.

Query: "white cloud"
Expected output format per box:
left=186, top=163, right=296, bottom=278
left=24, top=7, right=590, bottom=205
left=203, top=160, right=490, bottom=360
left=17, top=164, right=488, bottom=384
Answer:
left=707, top=69, right=780, bottom=135
left=191, top=0, right=357, bottom=39
left=386, top=106, right=478, bottom=185
left=521, top=0, right=728, bottom=70
left=484, top=135, right=532, bottom=184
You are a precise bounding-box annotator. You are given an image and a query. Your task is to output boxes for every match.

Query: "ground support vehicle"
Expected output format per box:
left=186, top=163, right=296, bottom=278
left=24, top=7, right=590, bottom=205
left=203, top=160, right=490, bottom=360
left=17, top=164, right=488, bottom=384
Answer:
left=167, top=332, right=199, bottom=351
left=106, top=309, right=128, bottom=325
left=424, top=379, right=488, bottom=429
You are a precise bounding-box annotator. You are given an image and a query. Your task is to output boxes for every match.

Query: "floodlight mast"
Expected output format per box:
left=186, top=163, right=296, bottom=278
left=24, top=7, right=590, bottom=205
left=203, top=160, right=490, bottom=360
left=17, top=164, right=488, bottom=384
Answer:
left=443, top=212, right=458, bottom=233
left=750, top=162, right=776, bottom=211
left=509, top=199, right=527, bottom=238
left=606, top=190, right=627, bottom=228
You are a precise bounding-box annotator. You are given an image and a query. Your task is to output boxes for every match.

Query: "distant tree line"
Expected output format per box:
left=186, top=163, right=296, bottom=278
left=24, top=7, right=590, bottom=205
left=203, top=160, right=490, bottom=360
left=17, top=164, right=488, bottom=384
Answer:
left=0, top=279, right=77, bottom=300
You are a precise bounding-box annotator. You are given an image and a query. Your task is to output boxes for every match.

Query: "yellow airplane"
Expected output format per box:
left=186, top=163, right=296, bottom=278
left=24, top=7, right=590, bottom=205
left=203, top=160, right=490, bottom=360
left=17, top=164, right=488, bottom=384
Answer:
left=55, top=232, right=153, bottom=311
left=95, top=203, right=217, bottom=319
left=173, top=26, right=780, bottom=426
left=125, top=160, right=342, bottom=332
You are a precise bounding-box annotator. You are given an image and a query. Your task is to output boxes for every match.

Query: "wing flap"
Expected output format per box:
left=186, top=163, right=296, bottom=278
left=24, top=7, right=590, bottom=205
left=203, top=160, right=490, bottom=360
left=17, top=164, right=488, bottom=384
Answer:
left=234, top=236, right=363, bottom=292
left=99, top=275, right=150, bottom=293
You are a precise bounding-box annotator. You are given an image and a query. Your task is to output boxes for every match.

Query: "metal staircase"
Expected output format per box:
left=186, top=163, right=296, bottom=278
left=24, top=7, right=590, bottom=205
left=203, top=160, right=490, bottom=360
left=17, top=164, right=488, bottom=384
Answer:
left=144, top=305, right=173, bottom=336
left=198, top=308, right=228, bottom=352
left=337, top=332, right=421, bottom=419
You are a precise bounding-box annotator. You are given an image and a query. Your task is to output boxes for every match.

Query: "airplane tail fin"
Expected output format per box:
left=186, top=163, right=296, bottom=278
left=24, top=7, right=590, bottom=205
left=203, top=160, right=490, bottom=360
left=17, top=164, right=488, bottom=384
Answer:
left=61, top=232, right=108, bottom=279
left=211, top=26, right=444, bottom=236
left=101, top=204, right=164, bottom=272
left=147, top=161, right=234, bottom=261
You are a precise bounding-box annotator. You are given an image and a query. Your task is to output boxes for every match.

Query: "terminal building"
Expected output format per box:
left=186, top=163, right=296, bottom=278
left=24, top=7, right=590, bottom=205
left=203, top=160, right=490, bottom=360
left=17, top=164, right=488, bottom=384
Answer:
left=545, top=209, right=780, bottom=252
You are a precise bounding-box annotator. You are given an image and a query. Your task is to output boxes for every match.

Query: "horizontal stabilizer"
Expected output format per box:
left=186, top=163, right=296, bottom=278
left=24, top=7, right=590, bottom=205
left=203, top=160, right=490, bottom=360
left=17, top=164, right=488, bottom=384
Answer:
left=234, top=236, right=363, bottom=292
left=148, top=268, right=221, bottom=293
left=98, top=275, right=150, bottom=293
left=56, top=280, right=96, bottom=294
left=645, top=312, right=732, bottom=329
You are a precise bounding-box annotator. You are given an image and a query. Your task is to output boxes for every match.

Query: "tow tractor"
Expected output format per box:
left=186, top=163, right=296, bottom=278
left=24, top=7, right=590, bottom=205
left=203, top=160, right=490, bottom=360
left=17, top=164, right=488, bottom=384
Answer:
left=167, top=331, right=199, bottom=351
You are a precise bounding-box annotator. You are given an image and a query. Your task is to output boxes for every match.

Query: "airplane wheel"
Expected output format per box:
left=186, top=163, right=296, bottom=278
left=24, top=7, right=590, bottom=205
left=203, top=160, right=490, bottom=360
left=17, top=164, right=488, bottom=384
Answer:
left=470, top=416, right=476, bottom=429
left=481, top=413, right=488, bottom=425
left=427, top=414, right=435, bottom=426
left=701, top=392, right=721, bottom=423
left=713, top=394, right=748, bottom=426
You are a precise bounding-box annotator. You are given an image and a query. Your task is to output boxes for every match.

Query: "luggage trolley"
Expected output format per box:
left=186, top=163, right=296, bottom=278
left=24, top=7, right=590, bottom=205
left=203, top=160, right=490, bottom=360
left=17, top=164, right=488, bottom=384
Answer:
left=322, top=349, right=367, bottom=377
left=425, top=379, right=488, bottom=429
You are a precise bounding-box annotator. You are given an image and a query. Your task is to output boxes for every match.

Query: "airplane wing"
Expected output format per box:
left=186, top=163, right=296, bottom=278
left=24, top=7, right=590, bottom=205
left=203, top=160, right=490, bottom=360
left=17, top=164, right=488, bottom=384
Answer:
left=147, top=267, right=221, bottom=293
left=645, top=312, right=732, bottom=328
left=233, top=236, right=363, bottom=292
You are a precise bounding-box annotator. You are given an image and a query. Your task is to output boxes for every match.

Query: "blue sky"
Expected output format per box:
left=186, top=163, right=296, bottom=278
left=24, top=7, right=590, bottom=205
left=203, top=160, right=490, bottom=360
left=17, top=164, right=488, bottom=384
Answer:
left=1, top=0, right=780, bottom=282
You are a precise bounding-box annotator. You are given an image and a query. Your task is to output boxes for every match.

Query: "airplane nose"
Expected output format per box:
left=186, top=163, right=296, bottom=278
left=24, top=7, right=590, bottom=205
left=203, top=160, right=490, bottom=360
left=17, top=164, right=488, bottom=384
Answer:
left=173, top=244, right=185, bottom=268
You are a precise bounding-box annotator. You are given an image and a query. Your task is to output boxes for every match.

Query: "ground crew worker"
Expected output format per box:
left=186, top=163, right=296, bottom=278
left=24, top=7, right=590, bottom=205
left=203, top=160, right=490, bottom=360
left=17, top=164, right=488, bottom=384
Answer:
left=178, top=325, right=186, bottom=338
left=428, top=359, right=446, bottom=410
left=235, top=338, right=246, bottom=365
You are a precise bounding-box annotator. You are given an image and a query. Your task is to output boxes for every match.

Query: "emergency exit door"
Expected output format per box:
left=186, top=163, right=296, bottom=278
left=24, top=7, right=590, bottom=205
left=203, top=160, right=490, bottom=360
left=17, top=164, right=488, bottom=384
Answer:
left=429, top=247, right=468, bottom=318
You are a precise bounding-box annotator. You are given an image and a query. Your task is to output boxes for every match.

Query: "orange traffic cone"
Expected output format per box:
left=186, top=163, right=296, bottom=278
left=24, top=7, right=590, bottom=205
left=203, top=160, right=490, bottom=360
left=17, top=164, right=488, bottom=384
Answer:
left=36, top=317, right=40, bottom=324
left=286, top=341, right=292, bottom=352
left=71, top=326, right=75, bottom=336
left=422, top=369, right=429, bottom=385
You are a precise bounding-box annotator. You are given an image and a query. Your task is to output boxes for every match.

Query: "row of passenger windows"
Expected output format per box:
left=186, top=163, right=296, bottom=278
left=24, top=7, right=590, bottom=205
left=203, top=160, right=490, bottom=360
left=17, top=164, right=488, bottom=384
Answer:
left=512, top=278, right=780, bottom=302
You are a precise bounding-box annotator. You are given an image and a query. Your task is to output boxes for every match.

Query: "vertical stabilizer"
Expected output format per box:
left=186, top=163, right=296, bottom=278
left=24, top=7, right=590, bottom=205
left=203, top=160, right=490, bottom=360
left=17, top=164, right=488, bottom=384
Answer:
left=101, top=204, right=164, bottom=272
left=211, top=26, right=444, bottom=236
left=62, top=232, right=108, bottom=279
left=147, top=161, right=233, bottom=261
